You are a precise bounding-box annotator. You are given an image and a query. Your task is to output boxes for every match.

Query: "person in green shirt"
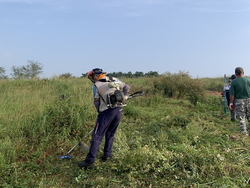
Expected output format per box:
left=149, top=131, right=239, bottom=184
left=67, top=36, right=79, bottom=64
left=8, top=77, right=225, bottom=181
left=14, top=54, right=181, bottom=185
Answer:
left=229, top=67, right=250, bottom=136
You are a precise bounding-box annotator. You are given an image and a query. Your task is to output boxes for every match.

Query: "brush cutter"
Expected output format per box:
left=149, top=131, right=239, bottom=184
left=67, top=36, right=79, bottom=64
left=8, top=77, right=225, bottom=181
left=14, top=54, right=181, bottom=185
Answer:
left=117, top=91, right=144, bottom=107
left=128, top=91, right=145, bottom=99
left=58, top=128, right=94, bottom=159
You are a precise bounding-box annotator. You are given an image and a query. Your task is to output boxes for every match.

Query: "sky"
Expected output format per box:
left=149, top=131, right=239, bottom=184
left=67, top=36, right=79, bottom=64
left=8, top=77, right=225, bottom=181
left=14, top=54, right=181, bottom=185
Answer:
left=0, top=0, right=250, bottom=78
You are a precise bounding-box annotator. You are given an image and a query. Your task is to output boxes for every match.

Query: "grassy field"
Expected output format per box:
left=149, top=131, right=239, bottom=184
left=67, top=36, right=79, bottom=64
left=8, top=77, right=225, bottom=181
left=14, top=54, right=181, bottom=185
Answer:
left=0, top=73, right=249, bottom=188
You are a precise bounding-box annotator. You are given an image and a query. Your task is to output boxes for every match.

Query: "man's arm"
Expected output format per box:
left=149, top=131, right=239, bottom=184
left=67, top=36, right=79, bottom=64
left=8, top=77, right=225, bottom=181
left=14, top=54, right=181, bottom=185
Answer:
left=229, top=95, right=235, bottom=111
left=229, top=82, right=235, bottom=104
left=122, top=84, right=130, bottom=95
left=93, top=85, right=100, bottom=112
left=94, top=99, right=100, bottom=112
left=230, top=95, right=234, bottom=104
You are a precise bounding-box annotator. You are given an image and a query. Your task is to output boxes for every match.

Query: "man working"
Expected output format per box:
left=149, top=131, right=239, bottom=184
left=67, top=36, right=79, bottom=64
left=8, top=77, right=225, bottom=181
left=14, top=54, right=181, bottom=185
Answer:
left=222, top=74, right=236, bottom=121
left=78, top=68, right=130, bottom=169
left=229, top=67, right=250, bottom=136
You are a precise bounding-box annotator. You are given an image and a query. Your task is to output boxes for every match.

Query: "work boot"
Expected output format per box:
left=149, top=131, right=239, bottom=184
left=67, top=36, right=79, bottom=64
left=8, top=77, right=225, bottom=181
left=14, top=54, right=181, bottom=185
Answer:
left=77, top=161, right=94, bottom=169
left=101, top=155, right=112, bottom=162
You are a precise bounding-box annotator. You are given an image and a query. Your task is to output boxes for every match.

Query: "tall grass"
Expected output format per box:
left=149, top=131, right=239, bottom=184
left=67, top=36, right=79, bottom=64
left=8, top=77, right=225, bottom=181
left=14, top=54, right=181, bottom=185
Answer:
left=199, top=77, right=225, bottom=91
left=0, top=75, right=249, bottom=187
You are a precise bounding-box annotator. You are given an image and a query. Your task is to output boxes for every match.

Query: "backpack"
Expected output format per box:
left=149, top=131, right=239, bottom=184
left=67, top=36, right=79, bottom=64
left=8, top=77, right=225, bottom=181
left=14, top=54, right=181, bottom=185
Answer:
left=106, top=77, right=126, bottom=108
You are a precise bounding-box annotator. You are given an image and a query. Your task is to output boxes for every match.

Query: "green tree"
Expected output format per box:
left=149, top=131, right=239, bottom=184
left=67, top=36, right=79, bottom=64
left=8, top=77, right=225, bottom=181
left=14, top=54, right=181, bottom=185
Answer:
left=145, top=71, right=159, bottom=77
left=27, top=60, right=43, bottom=78
left=0, top=67, right=7, bottom=79
left=82, top=70, right=160, bottom=78
left=11, top=60, right=43, bottom=79
left=59, top=73, right=74, bottom=79
left=134, top=71, right=144, bottom=77
left=125, top=71, right=134, bottom=78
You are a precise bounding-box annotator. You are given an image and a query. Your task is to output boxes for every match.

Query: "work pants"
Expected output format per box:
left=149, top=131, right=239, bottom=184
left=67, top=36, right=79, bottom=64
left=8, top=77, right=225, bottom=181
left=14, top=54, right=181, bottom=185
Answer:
left=235, top=98, right=250, bottom=135
left=85, top=107, right=122, bottom=164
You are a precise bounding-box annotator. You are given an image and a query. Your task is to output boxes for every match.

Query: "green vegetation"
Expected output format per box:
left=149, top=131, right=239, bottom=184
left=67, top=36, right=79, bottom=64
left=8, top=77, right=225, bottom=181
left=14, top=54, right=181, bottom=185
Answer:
left=0, top=72, right=249, bottom=188
left=0, top=67, right=7, bottom=79
left=10, top=60, right=43, bottom=79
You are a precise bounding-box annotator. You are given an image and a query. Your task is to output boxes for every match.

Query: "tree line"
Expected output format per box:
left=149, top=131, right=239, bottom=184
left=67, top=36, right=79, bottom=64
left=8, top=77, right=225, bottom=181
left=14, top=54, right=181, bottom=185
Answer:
left=0, top=60, right=43, bottom=79
left=0, top=60, right=159, bottom=79
left=81, top=71, right=159, bottom=78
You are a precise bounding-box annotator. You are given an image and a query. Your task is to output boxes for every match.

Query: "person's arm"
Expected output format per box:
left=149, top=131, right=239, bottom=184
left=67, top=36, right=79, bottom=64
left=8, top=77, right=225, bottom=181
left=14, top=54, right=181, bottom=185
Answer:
left=122, top=84, right=130, bottom=95
left=230, top=95, right=234, bottom=104
left=93, top=85, right=100, bottom=112
left=94, top=99, right=100, bottom=112
left=229, top=95, right=235, bottom=111
left=229, top=82, right=235, bottom=110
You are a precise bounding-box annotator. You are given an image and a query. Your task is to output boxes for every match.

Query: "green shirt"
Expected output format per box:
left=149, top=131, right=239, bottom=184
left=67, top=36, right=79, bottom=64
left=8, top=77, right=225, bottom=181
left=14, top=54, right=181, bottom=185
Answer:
left=230, top=77, right=250, bottom=99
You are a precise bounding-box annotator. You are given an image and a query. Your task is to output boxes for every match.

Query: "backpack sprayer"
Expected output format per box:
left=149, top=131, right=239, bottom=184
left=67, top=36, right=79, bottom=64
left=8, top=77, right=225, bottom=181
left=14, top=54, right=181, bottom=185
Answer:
left=107, top=80, right=127, bottom=108
left=107, top=78, right=145, bottom=107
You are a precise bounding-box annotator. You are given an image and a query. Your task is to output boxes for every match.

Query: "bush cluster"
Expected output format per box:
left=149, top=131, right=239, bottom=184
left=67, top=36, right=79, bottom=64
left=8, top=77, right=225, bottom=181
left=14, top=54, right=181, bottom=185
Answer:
left=153, top=71, right=205, bottom=105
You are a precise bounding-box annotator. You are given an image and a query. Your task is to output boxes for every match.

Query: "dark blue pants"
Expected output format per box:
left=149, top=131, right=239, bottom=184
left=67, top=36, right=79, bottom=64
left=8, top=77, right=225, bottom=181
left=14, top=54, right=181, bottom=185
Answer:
left=226, top=90, right=236, bottom=120
left=85, top=107, right=122, bottom=164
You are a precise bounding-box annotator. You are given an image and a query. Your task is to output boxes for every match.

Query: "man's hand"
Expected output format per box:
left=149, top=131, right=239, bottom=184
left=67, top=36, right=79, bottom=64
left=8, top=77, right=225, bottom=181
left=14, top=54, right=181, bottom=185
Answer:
left=229, top=103, right=234, bottom=111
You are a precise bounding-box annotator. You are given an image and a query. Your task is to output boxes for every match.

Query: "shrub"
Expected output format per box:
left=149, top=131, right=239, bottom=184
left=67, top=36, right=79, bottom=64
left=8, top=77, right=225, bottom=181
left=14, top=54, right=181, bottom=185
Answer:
left=153, top=71, right=205, bottom=105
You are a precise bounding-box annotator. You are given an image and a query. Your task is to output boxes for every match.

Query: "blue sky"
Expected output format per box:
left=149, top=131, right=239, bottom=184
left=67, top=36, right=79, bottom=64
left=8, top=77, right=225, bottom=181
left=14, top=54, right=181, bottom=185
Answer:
left=0, top=0, right=250, bottom=78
